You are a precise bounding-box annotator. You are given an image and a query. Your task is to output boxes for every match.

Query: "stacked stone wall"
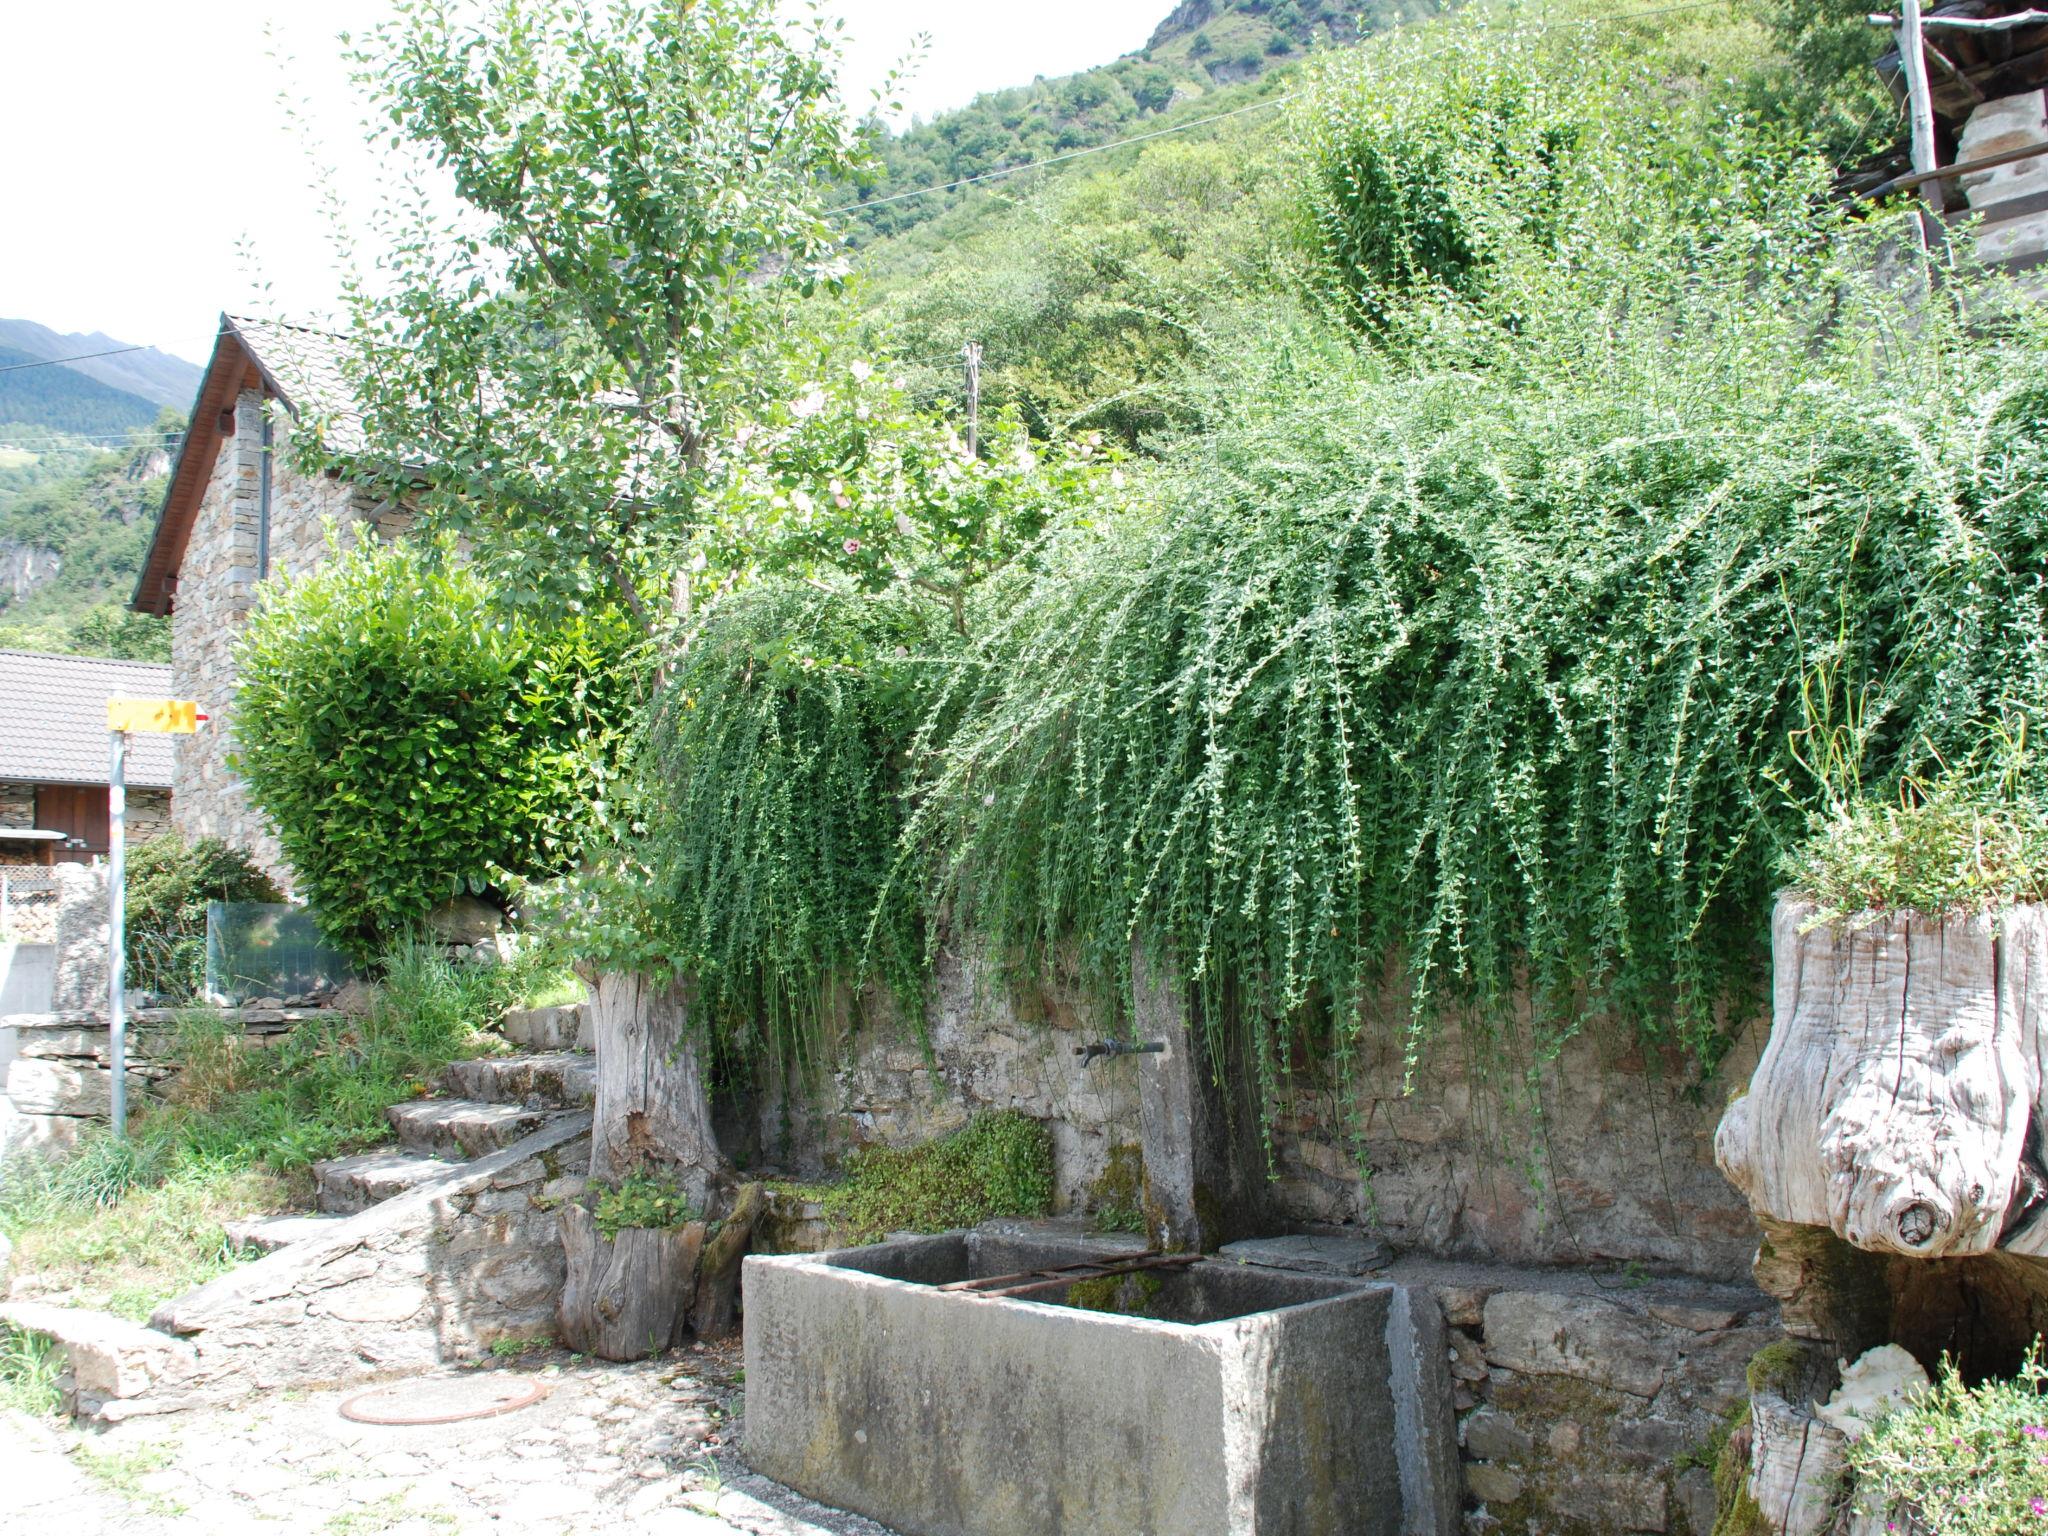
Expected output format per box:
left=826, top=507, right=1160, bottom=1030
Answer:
left=168, top=391, right=393, bottom=884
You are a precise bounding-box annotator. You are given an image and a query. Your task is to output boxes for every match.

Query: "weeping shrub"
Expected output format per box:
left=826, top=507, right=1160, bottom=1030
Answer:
left=234, top=536, right=633, bottom=958
left=558, top=584, right=942, bottom=1081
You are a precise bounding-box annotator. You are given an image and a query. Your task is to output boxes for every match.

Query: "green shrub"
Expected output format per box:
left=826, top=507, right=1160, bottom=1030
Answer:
left=593, top=1172, right=699, bottom=1239
left=817, top=1111, right=1054, bottom=1244
left=1849, top=1349, right=2048, bottom=1535
left=233, top=535, right=632, bottom=958
left=124, top=833, right=282, bottom=1001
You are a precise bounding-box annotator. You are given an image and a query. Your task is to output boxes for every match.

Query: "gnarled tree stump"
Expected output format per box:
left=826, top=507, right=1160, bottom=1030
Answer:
left=556, top=1204, right=707, bottom=1361
left=1716, top=897, right=2048, bottom=1258
left=581, top=968, right=731, bottom=1209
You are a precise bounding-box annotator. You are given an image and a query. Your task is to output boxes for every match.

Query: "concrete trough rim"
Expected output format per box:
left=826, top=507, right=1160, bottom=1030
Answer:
left=747, top=1237, right=1393, bottom=1339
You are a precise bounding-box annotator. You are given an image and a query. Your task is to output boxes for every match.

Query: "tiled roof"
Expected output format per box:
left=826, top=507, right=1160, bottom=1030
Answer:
left=227, top=315, right=365, bottom=454
left=0, top=650, right=176, bottom=788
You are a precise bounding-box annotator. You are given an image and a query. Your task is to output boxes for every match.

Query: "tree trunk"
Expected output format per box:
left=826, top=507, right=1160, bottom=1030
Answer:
left=1747, top=1393, right=1849, bottom=1536
left=581, top=968, right=731, bottom=1209
left=690, top=1181, right=766, bottom=1340
left=556, top=1204, right=707, bottom=1361
left=1716, top=897, right=2048, bottom=1259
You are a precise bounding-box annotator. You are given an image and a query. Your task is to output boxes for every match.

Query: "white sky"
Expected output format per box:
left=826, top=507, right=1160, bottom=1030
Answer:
left=0, top=1, right=1166, bottom=365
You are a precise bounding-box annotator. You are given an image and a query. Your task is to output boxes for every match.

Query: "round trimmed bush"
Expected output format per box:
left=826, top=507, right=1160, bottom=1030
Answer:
left=233, top=536, right=630, bottom=958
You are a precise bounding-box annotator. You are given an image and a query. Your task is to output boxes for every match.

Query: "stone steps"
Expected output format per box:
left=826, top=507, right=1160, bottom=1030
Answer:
left=222, top=1212, right=350, bottom=1254
left=313, top=1147, right=471, bottom=1213
left=438, top=1050, right=595, bottom=1109
left=388, top=1097, right=556, bottom=1159
left=500, top=1001, right=591, bottom=1052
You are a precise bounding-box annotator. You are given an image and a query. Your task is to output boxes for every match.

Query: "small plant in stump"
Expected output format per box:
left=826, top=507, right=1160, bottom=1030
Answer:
left=557, top=1170, right=708, bottom=1361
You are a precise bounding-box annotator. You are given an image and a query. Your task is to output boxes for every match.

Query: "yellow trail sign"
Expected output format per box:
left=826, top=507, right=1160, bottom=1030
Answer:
left=107, top=697, right=207, bottom=734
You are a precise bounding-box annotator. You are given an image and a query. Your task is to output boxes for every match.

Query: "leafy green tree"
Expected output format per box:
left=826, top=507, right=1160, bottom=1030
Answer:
left=312, top=0, right=873, bottom=635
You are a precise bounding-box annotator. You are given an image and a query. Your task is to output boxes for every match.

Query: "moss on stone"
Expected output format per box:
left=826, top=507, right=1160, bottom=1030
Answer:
left=1088, top=1143, right=1145, bottom=1234
left=1066, top=1270, right=1164, bottom=1316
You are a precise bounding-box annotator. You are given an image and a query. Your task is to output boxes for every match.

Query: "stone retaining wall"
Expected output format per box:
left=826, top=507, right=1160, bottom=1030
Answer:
left=0, top=1005, right=344, bottom=1155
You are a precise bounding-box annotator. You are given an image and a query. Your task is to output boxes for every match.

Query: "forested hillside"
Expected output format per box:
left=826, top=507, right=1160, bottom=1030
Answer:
left=840, top=0, right=1439, bottom=242
left=0, top=323, right=197, bottom=657
left=0, top=425, right=175, bottom=660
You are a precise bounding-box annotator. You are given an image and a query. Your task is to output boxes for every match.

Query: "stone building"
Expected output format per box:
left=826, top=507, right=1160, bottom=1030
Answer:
left=0, top=649, right=173, bottom=867
left=130, top=315, right=408, bottom=882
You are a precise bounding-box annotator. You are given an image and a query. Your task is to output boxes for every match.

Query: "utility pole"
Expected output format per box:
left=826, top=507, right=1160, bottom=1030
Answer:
left=1898, top=0, right=1946, bottom=215
left=963, top=341, right=983, bottom=459
left=107, top=726, right=127, bottom=1137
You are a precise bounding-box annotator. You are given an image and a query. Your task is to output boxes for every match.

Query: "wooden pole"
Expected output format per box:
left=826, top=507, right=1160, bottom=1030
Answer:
left=963, top=341, right=983, bottom=459
left=1899, top=0, right=1947, bottom=215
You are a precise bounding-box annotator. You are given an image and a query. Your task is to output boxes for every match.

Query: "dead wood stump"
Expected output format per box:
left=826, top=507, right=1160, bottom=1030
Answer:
left=690, top=1181, right=766, bottom=1340
left=557, top=1204, right=707, bottom=1361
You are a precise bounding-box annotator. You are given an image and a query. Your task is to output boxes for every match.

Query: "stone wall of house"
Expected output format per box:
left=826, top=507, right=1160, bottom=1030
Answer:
left=127, top=788, right=171, bottom=846
left=0, top=785, right=31, bottom=831
left=169, top=390, right=408, bottom=884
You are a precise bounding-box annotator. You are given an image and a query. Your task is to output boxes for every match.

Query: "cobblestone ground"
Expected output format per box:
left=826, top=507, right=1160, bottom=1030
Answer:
left=0, top=1339, right=888, bottom=1536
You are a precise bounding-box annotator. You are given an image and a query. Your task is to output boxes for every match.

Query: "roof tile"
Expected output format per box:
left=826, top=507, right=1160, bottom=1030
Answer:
left=0, top=650, right=176, bottom=788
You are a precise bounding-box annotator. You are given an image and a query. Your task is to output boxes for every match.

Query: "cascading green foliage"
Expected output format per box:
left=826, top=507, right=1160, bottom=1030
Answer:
left=598, top=584, right=942, bottom=1079
left=895, top=11, right=2048, bottom=1079
left=234, top=536, right=635, bottom=958
left=625, top=0, right=2048, bottom=1104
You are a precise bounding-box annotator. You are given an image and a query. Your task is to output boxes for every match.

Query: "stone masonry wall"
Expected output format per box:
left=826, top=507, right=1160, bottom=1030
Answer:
left=127, top=787, right=171, bottom=846
left=749, top=945, right=1145, bottom=1221
left=1268, top=1014, right=1765, bottom=1284
left=170, top=391, right=408, bottom=885
left=0, top=784, right=31, bottom=830
left=764, top=958, right=1763, bottom=1283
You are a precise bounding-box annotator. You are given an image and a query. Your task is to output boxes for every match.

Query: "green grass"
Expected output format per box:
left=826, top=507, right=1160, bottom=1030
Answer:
left=804, top=1111, right=1054, bottom=1244
left=71, top=1439, right=184, bottom=1516
left=0, top=1323, right=64, bottom=1417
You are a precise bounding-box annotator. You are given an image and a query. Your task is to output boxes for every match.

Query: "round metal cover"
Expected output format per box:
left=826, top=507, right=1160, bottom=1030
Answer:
left=339, top=1373, right=550, bottom=1426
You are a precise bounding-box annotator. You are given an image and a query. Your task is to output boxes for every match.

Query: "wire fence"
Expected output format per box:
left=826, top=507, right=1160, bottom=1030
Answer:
left=0, top=866, right=61, bottom=944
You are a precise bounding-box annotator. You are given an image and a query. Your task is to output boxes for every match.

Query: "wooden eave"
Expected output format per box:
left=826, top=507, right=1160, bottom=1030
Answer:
left=129, top=317, right=278, bottom=617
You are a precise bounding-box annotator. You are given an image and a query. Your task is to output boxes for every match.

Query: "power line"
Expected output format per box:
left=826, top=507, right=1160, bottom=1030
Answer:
left=0, top=345, right=150, bottom=375
left=825, top=0, right=1743, bottom=220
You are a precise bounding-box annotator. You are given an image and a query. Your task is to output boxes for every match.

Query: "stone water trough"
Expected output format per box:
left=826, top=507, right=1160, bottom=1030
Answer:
left=743, top=1225, right=1458, bottom=1536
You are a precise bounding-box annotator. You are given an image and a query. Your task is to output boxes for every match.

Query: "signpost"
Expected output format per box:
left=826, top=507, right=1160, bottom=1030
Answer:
left=105, top=696, right=207, bottom=1137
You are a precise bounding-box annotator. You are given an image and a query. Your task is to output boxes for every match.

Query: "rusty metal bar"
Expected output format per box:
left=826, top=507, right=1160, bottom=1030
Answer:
left=936, top=1251, right=1201, bottom=1300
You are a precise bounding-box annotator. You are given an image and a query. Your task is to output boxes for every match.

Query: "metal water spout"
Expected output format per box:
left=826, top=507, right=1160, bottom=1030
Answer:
left=1074, top=1040, right=1164, bottom=1067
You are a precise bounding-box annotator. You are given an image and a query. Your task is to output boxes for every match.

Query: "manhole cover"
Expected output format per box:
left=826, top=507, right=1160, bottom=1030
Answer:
left=340, top=1373, right=550, bottom=1426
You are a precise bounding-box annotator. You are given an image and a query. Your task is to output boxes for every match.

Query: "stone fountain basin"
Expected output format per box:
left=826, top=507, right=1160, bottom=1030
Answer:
left=742, top=1227, right=1455, bottom=1536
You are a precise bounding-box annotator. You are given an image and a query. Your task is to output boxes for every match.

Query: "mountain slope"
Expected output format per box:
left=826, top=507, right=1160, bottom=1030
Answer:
left=0, top=319, right=203, bottom=412
left=841, top=0, right=1442, bottom=242
left=0, top=344, right=165, bottom=437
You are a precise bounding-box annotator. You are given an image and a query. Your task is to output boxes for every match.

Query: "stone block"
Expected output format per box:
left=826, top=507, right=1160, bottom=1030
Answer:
left=0, top=1301, right=197, bottom=1400
left=1481, top=1291, right=1670, bottom=1398
left=1461, top=1407, right=1534, bottom=1461
left=746, top=1235, right=1447, bottom=1536
left=1465, top=1464, right=1526, bottom=1507
left=5, top=1057, right=152, bottom=1117
left=1552, top=1472, right=1667, bottom=1533
left=1218, top=1232, right=1392, bottom=1275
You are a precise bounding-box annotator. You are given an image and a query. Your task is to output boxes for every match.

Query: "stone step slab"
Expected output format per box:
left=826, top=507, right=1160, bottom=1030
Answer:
left=500, top=1002, right=591, bottom=1052
left=313, top=1148, right=469, bottom=1213
left=439, top=1052, right=596, bottom=1109
left=387, top=1098, right=554, bottom=1159
left=222, top=1212, right=350, bottom=1254
left=0, top=1300, right=197, bottom=1403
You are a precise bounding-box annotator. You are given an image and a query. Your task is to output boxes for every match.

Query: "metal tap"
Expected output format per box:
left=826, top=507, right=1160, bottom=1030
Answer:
left=1075, top=1040, right=1165, bottom=1067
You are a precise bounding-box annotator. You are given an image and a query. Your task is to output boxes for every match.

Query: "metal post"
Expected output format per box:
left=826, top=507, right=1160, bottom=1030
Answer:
left=108, top=727, right=127, bottom=1138
left=1899, top=0, right=1947, bottom=215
